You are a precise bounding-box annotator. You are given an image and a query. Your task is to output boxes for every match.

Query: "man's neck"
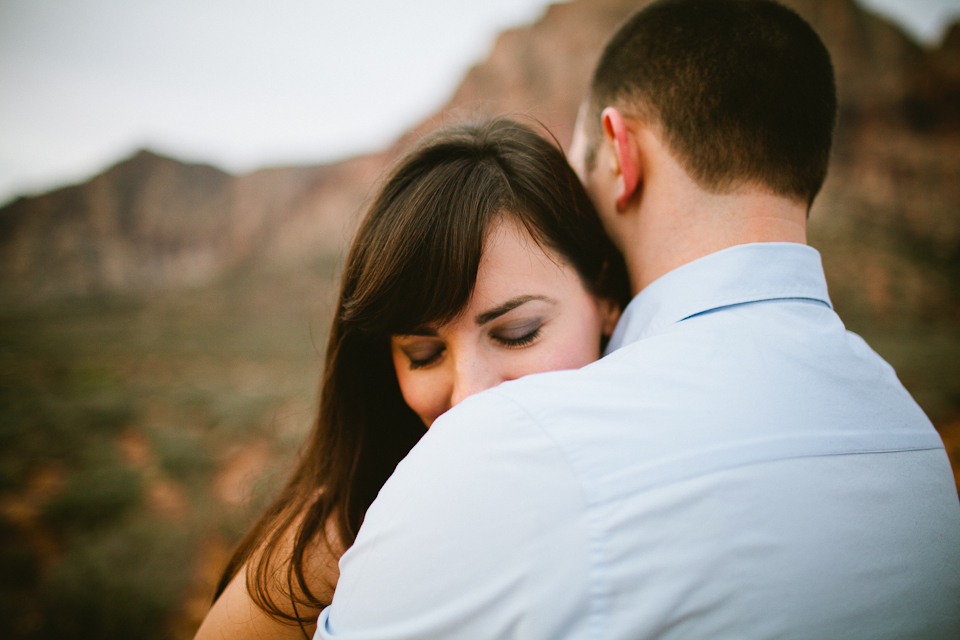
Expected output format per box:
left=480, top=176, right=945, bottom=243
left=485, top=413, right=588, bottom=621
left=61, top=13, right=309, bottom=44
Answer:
left=622, top=178, right=808, bottom=296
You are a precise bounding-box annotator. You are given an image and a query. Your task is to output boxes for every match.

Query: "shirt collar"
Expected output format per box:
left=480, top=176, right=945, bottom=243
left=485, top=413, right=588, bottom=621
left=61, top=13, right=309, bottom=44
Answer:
left=606, top=242, right=832, bottom=354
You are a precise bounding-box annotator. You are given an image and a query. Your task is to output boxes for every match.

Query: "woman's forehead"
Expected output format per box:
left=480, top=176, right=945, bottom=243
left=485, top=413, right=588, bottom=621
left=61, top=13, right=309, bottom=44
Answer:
left=480, top=216, right=569, bottom=281
left=465, top=219, right=582, bottom=315
left=387, top=216, right=572, bottom=336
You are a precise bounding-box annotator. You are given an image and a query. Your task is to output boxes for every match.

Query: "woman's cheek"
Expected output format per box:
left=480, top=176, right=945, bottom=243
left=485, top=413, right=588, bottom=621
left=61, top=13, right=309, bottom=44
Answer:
left=547, top=312, right=605, bottom=370
left=396, top=369, right=448, bottom=428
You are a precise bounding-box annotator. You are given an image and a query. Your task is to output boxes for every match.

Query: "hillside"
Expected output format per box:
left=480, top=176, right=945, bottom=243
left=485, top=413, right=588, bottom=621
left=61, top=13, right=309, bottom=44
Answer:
left=1, top=0, right=958, bottom=321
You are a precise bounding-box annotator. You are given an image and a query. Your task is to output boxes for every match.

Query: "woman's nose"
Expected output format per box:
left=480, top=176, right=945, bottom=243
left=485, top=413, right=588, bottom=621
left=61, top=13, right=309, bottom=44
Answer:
left=449, top=360, right=502, bottom=409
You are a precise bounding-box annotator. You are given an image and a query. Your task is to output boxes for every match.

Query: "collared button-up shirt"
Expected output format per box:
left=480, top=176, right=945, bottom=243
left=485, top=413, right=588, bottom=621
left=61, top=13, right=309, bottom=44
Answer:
left=317, top=243, right=960, bottom=640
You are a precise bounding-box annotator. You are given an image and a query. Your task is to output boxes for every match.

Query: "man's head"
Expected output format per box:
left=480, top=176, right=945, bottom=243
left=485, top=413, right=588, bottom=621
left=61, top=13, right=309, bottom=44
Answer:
left=572, top=0, right=836, bottom=208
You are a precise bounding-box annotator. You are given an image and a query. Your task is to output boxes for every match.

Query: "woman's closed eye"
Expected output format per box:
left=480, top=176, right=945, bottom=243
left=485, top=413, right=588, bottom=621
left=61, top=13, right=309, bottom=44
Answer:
left=401, top=341, right=445, bottom=370
left=490, top=319, right=544, bottom=348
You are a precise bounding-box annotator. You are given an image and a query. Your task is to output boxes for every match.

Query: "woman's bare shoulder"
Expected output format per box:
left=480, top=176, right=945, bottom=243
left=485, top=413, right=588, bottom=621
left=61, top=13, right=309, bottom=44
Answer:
left=193, top=566, right=315, bottom=640
left=193, top=514, right=343, bottom=640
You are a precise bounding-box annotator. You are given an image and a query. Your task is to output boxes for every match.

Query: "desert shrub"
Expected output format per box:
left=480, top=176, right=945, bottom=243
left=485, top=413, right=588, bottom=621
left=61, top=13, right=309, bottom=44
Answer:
left=0, top=517, right=42, bottom=638
left=37, top=520, right=194, bottom=640
left=0, top=373, right=134, bottom=491
left=43, top=464, right=143, bottom=531
left=0, top=383, right=78, bottom=490
left=76, top=397, right=135, bottom=436
left=152, top=429, right=215, bottom=484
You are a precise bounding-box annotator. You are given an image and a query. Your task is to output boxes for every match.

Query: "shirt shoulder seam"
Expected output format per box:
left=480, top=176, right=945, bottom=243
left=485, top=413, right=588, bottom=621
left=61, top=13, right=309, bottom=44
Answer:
left=487, top=389, right=611, bottom=640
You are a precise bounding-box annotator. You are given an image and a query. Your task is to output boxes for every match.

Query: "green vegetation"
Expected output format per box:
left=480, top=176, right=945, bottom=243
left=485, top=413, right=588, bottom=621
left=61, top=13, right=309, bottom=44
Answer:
left=0, top=260, right=338, bottom=639
left=38, top=520, right=194, bottom=640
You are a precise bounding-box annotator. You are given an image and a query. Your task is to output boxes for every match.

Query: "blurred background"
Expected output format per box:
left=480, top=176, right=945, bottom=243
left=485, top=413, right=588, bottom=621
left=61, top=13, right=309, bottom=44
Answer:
left=1, top=0, right=958, bottom=637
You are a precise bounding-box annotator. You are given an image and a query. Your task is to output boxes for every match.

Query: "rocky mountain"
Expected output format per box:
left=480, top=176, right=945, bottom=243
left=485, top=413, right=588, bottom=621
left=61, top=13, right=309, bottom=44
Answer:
left=0, top=149, right=384, bottom=302
left=1, top=0, right=958, bottom=324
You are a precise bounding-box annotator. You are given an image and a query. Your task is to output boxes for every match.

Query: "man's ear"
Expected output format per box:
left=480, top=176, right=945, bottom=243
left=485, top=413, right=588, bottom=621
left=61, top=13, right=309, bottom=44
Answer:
left=601, top=107, right=641, bottom=211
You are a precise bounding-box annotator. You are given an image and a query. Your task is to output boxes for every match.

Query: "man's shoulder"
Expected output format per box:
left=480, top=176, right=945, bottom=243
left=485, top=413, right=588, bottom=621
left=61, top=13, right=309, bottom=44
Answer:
left=490, top=325, right=706, bottom=413
left=430, top=340, right=667, bottom=449
left=330, top=377, right=596, bottom=639
left=477, top=315, right=749, bottom=433
left=435, top=302, right=945, bottom=496
left=422, top=333, right=715, bottom=494
left=403, top=386, right=585, bottom=496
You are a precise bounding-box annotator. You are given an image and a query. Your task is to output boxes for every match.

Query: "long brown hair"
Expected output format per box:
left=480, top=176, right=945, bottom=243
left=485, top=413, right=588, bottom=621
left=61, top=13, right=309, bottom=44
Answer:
left=213, top=118, right=630, bottom=626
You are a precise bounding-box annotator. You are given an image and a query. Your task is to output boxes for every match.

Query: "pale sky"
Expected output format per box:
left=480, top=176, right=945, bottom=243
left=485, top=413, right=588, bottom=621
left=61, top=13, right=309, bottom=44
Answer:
left=0, top=0, right=957, bottom=206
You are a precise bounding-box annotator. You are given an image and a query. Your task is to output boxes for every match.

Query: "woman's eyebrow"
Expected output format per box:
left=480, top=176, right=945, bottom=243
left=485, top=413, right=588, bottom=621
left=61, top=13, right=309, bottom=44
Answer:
left=475, top=295, right=551, bottom=325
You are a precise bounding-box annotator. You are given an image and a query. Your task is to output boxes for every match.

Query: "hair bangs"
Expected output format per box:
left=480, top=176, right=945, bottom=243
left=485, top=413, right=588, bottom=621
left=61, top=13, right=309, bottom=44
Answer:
left=341, top=151, right=511, bottom=337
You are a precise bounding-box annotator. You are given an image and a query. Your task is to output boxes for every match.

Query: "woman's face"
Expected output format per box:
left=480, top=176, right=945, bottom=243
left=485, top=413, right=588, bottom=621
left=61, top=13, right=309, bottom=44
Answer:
left=391, top=216, right=620, bottom=427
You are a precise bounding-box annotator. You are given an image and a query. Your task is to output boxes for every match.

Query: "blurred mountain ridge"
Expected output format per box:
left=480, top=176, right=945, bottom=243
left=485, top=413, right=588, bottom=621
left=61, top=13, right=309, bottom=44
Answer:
left=0, top=146, right=386, bottom=302
left=1, top=0, right=958, bottom=326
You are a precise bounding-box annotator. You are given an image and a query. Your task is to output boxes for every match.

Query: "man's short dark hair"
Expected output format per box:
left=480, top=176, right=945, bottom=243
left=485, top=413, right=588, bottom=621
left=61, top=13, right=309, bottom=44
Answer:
left=586, top=0, right=837, bottom=205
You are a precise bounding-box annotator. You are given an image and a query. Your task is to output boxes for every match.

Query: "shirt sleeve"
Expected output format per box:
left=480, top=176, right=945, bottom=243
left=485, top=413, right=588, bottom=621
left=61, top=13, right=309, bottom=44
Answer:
left=314, top=389, right=594, bottom=640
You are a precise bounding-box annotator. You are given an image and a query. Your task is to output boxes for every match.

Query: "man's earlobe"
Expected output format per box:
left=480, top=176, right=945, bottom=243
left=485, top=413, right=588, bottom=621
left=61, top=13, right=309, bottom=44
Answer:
left=601, top=108, right=641, bottom=211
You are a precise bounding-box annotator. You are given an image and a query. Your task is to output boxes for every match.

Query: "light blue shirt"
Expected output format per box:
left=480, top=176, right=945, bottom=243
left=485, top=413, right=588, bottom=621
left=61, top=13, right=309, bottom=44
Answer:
left=317, top=243, right=960, bottom=639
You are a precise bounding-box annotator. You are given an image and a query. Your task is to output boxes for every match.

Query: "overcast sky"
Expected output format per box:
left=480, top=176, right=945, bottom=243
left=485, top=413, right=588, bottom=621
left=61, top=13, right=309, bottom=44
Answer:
left=0, top=0, right=957, bottom=206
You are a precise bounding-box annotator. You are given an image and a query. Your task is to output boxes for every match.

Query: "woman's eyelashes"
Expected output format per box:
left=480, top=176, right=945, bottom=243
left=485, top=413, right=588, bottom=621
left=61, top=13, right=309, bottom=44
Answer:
left=397, top=317, right=546, bottom=369
left=402, top=341, right=445, bottom=370
left=489, top=319, right=544, bottom=347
